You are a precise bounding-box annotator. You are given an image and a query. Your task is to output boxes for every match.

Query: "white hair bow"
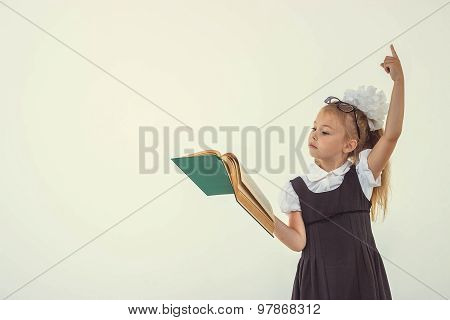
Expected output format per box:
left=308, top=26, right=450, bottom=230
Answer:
left=342, top=85, right=389, bottom=131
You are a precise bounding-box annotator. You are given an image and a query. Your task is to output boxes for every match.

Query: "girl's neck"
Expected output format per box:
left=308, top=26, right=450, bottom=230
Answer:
left=315, top=157, right=349, bottom=173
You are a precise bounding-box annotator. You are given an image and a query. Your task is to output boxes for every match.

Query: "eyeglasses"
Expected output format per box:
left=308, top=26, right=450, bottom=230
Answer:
left=324, top=96, right=361, bottom=140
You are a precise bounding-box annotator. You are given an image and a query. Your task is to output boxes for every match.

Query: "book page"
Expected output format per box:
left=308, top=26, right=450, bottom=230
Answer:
left=186, top=149, right=221, bottom=158
left=239, top=165, right=273, bottom=216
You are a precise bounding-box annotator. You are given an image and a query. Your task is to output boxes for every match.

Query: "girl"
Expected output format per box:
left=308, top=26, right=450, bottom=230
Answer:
left=273, top=44, right=404, bottom=300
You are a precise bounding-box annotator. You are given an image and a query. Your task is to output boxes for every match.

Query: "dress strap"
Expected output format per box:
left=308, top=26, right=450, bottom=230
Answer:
left=290, top=162, right=370, bottom=225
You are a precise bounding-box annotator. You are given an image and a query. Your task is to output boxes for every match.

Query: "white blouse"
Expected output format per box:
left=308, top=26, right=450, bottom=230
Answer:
left=279, top=148, right=382, bottom=214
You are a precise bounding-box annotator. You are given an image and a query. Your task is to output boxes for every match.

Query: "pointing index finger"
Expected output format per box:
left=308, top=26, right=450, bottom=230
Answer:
left=390, top=44, right=398, bottom=58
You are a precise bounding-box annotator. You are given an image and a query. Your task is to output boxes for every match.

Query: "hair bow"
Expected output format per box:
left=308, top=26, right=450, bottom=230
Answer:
left=342, top=85, right=389, bottom=131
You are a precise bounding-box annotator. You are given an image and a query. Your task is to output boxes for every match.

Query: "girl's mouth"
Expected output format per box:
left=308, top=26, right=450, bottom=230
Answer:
left=309, top=144, right=317, bottom=149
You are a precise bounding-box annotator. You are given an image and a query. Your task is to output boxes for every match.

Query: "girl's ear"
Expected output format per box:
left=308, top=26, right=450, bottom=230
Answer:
left=343, top=139, right=358, bottom=153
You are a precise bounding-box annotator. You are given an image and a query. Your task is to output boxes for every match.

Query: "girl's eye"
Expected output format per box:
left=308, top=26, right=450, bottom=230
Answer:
left=310, top=127, right=329, bottom=135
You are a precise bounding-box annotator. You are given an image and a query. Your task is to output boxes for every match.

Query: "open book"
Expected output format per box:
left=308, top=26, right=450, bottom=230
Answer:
left=171, top=150, right=275, bottom=237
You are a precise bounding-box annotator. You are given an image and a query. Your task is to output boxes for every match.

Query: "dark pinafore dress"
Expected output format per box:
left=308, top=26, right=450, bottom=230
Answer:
left=289, top=163, right=392, bottom=300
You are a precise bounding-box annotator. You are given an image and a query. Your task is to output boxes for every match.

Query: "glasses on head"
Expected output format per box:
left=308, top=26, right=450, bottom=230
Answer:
left=324, top=96, right=361, bottom=140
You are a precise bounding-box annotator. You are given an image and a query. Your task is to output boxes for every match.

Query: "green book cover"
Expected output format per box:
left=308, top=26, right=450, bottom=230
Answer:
left=171, top=154, right=234, bottom=196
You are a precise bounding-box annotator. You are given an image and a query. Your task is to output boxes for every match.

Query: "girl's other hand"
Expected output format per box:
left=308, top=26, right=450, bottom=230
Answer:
left=380, top=44, right=404, bottom=82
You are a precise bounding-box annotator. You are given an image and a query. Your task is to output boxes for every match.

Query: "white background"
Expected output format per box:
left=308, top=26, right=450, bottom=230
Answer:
left=0, top=0, right=449, bottom=299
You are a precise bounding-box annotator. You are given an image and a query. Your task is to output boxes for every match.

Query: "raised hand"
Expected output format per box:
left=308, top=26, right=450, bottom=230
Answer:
left=380, top=44, right=404, bottom=82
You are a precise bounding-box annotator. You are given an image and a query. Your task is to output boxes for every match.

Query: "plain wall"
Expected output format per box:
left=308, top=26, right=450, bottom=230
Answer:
left=1, top=0, right=449, bottom=299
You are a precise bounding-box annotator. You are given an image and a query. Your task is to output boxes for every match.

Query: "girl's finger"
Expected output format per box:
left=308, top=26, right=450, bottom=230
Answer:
left=380, top=62, right=391, bottom=73
left=390, top=44, right=398, bottom=58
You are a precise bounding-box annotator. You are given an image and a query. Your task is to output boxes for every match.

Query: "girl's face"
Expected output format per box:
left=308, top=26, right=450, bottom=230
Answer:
left=308, top=110, right=353, bottom=160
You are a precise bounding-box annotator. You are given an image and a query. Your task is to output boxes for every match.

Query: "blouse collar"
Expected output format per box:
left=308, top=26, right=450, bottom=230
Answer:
left=306, top=159, right=353, bottom=182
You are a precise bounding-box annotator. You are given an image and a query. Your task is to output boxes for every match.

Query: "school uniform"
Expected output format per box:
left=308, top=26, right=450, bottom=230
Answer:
left=279, top=148, right=392, bottom=299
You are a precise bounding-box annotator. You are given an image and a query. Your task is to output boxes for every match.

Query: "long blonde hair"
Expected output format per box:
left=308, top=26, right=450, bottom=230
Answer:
left=320, top=104, right=392, bottom=222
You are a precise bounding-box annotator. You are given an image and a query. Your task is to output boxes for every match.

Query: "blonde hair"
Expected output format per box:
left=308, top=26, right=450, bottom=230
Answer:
left=320, top=105, right=392, bottom=222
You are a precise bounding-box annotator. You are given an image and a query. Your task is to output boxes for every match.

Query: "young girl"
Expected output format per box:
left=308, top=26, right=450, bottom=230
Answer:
left=273, top=44, right=404, bottom=300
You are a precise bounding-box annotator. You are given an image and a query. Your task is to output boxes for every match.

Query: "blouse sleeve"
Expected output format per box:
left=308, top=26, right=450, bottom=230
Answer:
left=356, top=148, right=382, bottom=188
left=278, top=181, right=302, bottom=213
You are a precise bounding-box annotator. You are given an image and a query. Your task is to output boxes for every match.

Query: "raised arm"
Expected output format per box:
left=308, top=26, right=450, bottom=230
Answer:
left=369, top=44, right=405, bottom=180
